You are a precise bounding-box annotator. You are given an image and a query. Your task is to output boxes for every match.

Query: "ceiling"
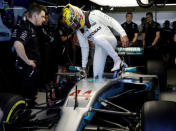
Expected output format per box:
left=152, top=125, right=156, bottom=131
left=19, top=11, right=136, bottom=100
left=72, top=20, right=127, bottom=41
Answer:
left=34, top=0, right=176, bottom=11
left=34, top=0, right=97, bottom=9
left=35, top=0, right=176, bottom=6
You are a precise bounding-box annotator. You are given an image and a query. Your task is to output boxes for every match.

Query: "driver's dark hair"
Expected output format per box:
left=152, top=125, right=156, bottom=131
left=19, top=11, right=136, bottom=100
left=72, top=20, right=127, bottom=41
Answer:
left=28, top=3, right=47, bottom=18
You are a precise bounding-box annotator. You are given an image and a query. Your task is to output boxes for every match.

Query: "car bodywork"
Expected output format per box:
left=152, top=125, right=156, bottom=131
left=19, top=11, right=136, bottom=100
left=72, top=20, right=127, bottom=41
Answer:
left=55, top=70, right=158, bottom=131
left=0, top=66, right=159, bottom=131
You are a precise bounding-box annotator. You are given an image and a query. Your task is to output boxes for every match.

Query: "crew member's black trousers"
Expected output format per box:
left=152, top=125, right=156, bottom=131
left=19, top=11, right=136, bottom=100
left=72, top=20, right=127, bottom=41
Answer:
left=16, top=65, right=39, bottom=100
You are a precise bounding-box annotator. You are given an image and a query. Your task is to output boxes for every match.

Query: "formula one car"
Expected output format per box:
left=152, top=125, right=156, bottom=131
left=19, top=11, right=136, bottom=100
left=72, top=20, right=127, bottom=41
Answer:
left=0, top=61, right=175, bottom=131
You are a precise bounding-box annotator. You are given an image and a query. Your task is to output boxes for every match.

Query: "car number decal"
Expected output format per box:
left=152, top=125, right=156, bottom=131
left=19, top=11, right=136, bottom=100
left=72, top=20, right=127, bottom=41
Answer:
left=69, top=90, right=92, bottom=100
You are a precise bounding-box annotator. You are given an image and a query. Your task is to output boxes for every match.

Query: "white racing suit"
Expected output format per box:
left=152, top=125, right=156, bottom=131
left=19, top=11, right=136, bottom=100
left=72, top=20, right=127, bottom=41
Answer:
left=76, top=10, right=126, bottom=78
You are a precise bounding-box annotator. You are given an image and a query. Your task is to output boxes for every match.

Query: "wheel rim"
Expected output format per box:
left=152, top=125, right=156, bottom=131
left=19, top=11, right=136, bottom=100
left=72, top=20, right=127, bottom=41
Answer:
left=6, top=100, right=27, bottom=123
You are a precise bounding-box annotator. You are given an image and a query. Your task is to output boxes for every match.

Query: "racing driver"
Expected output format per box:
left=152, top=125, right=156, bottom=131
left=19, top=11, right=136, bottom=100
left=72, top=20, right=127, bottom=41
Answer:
left=62, top=4, right=129, bottom=79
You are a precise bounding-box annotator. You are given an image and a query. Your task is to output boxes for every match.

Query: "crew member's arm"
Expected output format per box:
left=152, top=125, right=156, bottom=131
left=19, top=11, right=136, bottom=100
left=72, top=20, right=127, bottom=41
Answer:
left=132, top=33, right=138, bottom=43
left=152, top=31, right=160, bottom=46
left=142, top=33, right=145, bottom=47
left=132, top=24, right=139, bottom=44
left=174, top=34, right=176, bottom=65
left=95, top=10, right=129, bottom=47
left=14, top=41, right=36, bottom=68
left=152, top=23, right=161, bottom=46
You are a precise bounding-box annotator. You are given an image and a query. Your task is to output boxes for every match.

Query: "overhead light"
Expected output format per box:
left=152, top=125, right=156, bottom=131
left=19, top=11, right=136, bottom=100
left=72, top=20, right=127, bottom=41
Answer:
left=89, top=0, right=149, bottom=7
left=110, top=7, right=114, bottom=10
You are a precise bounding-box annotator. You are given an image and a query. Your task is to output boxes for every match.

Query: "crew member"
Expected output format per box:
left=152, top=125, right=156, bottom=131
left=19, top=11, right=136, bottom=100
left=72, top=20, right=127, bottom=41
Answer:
left=121, top=12, right=139, bottom=45
left=142, top=12, right=161, bottom=58
left=11, top=3, right=47, bottom=101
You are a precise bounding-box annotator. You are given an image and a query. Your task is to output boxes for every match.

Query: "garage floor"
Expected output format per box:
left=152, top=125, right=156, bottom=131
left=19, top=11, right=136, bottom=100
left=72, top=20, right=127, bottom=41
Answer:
left=33, top=66, right=176, bottom=131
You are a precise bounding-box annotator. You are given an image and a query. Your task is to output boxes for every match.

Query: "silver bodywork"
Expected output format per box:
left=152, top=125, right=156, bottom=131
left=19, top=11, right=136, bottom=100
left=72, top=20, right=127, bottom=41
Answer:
left=55, top=78, right=112, bottom=131
left=55, top=72, right=157, bottom=131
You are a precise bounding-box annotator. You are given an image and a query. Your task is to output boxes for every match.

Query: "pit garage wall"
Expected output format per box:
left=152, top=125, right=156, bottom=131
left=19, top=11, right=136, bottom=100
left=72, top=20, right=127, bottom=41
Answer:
left=107, top=11, right=176, bottom=25
left=106, top=10, right=176, bottom=36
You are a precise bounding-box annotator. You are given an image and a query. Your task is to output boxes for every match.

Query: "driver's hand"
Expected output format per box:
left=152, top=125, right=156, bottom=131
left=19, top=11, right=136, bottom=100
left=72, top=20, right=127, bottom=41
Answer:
left=120, top=36, right=129, bottom=47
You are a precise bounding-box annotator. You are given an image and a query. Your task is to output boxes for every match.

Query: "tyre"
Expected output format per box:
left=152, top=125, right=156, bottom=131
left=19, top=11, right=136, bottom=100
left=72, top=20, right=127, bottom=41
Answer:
left=141, top=101, right=176, bottom=131
left=147, top=60, right=165, bottom=75
left=0, top=93, right=27, bottom=130
left=147, top=60, right=167, bottom=92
